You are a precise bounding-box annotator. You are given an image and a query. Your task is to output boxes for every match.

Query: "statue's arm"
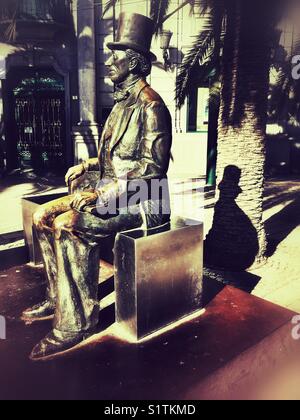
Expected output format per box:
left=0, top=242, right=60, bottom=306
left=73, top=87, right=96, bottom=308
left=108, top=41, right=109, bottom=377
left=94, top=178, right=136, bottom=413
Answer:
left=83, top=158, right=99, bottom=172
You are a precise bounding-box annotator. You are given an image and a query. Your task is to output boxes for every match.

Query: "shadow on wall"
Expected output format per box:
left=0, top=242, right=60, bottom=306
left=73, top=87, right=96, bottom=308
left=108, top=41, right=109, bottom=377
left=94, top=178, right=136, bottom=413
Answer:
left=205, top=165, right=259, bottom=271
left=74, top=120, right=99, bottom=160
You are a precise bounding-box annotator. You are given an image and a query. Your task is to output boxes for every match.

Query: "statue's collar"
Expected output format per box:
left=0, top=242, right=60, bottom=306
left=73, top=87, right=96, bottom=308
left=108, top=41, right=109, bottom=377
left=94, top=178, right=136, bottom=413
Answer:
left=114, top=78, right=148, bottom=106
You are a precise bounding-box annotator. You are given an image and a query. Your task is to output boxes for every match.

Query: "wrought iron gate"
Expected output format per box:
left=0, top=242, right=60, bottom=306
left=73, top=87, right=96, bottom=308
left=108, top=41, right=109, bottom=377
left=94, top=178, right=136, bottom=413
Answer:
left=9, top=69, right=66, bottom=174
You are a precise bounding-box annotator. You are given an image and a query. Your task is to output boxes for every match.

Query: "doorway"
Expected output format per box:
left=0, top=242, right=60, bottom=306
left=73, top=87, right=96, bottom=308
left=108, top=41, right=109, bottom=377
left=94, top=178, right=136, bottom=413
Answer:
left=4, top=67, right=67, bottom=175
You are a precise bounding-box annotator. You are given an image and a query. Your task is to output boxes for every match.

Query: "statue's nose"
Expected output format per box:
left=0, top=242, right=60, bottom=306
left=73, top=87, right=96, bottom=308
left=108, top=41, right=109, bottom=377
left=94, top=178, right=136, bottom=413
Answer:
left=105, top=56, right=113, bottom=67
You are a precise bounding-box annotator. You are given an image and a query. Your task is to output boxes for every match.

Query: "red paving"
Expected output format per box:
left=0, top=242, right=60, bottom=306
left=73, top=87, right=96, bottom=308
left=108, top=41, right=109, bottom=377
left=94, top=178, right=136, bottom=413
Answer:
left=0, top=264, right=299, bottom=400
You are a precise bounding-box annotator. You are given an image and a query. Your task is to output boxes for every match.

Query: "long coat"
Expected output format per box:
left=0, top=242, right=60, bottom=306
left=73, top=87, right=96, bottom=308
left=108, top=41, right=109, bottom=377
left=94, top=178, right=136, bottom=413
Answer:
left=93, top=78, right=173, bottom=227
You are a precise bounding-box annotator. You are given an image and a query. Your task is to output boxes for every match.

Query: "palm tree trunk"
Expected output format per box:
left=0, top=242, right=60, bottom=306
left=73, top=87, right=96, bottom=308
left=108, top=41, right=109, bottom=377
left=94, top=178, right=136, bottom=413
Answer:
left=205, top=0, right=272, bottom=271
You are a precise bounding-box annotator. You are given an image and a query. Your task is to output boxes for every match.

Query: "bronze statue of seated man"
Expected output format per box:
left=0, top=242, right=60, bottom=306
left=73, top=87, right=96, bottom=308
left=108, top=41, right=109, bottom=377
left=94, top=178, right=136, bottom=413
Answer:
left=22, top=13, right=172, bottom=360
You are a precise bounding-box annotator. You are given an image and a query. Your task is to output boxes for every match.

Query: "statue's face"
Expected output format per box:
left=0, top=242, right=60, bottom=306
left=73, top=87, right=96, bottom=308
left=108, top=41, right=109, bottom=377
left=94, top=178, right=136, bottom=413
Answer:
left=105, top=50, right=131, bottom=84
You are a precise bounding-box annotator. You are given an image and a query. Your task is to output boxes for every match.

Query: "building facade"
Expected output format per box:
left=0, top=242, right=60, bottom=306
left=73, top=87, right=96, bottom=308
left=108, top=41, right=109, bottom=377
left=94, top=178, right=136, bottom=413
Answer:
left=95, top=0, right=209, bottom=180
left=1, top=0, right=300, bottom=181
left=0, top=0, right=80, bottom=175
left=0, top=0, right=210, bottom=178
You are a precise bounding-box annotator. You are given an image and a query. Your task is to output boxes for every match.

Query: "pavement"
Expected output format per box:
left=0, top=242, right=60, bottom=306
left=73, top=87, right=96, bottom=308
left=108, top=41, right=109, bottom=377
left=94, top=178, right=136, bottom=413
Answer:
left=251, top=179, right=300, bottom=311
left=0, top=171, right=66, bottom=239
left=203, top=177, right=300, bottom=313
left=0, top=173, right=300, bottom=399
left=1, top=172, right=300, bottom=311
left=0, top=265, right=299, bottom=400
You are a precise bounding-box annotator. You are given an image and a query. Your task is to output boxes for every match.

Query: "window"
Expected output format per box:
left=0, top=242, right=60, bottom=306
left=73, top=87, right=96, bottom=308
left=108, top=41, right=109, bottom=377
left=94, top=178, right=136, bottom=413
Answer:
left=18, top=0, right=68, bottom=22
left=187, top=86, right=210, bottom=132
left=18, top=0, right=52, bottom=20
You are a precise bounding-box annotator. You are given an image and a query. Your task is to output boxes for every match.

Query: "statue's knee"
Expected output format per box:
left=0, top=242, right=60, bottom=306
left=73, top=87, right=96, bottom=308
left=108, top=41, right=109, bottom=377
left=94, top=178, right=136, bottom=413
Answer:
left=33, top=208, right=48, bottom=231
left=53, top=213, right=74, bottom=239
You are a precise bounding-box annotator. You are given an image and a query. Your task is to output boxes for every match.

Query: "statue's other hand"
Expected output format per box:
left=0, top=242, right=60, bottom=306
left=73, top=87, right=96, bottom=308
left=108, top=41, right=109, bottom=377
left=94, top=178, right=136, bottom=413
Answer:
left=70, top=192, right=98, bottom=212
left=65, top=164, right=86, bottom=187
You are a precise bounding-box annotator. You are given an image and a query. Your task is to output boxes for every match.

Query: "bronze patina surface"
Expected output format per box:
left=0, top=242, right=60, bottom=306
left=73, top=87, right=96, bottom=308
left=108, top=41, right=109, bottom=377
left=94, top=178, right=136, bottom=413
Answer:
left=114, top=218, right=204, bottom=340
left=24, top=13, right=173, bottom=360
left=2, top=266, right=298, bottom=399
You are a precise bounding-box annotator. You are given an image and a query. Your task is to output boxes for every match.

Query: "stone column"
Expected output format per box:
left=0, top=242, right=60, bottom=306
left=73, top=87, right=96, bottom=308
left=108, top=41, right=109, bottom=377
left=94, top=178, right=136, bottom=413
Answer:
left=73, top=0, right=99, bottom=164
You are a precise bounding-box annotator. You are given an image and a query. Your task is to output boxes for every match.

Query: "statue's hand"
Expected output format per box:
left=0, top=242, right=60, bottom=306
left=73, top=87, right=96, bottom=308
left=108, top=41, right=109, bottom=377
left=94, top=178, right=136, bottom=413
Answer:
left=70, top=192, right=98, bottom=212
left=65, top=164, right=86, bottom=187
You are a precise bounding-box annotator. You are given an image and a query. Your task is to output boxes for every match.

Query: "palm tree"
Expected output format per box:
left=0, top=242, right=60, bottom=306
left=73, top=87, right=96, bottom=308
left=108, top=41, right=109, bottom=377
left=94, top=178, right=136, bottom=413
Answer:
left=204, top=1, right=284, bottom=271
left=171, top=0, right=281, bottom=271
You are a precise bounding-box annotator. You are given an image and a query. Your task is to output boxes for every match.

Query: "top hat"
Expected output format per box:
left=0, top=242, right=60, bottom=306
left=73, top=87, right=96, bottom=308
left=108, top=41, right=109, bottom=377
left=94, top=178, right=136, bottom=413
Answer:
left=107, top=13, right=157, bottom=62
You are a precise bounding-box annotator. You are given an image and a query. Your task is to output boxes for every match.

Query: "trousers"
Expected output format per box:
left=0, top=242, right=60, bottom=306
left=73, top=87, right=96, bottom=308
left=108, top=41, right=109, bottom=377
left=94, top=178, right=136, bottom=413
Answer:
left=33, top=195, right=143, bottom=337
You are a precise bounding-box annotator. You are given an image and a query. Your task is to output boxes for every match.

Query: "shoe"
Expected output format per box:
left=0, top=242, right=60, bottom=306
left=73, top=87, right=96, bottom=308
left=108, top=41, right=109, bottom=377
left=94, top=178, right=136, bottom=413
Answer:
left=29, top=329, right=96, bottom=361
left=22, top=300, right=55, bottom=322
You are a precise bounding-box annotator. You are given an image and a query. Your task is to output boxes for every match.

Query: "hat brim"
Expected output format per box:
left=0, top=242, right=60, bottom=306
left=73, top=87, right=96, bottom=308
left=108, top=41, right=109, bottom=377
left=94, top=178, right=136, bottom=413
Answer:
left=107, top=41, right=157, bottom=62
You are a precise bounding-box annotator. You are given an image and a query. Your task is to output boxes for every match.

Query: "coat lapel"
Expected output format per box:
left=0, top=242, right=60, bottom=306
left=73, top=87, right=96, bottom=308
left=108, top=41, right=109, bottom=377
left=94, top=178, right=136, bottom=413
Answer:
left=109, top=106, right=135, bottom=152
left=109, top=79, right=149, bottom=154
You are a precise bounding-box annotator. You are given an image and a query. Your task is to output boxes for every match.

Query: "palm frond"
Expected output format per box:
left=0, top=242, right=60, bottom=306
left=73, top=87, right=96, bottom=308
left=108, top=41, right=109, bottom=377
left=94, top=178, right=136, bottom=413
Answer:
left=269, top=49, right=300, bottom=122
left=102, top=0, right=119, bottom=17
left=197, top=0, right=213, bottom=15
left=150, top=0, right=171, bottom=34
left=176, top=31, right=215, bottom=108
left=268, top=32, right=300, bottom=122
left=0, top=0, right=18, bottom=41
left=175, top=1, right=225, bottom=108
left=209, top=79, right=221, bottom=108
